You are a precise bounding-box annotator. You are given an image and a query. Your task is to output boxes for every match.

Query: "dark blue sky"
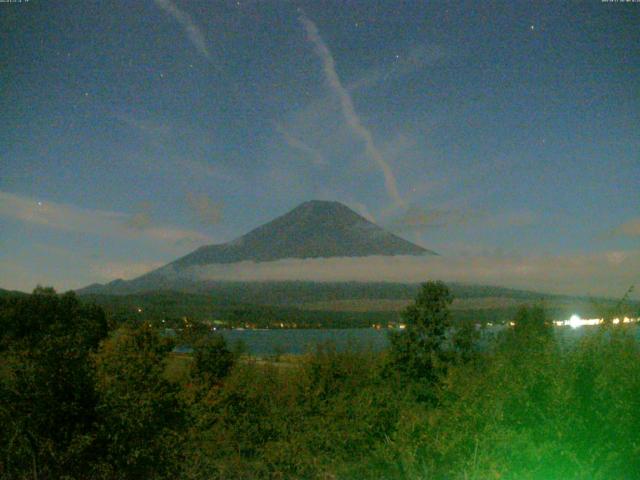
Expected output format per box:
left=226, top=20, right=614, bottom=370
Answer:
left=1, top=0, right=638, bottom=295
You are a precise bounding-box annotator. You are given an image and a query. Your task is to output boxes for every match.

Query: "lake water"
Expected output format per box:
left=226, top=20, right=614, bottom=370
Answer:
left=220, top=328, right=389, bottom=356
left=217, top=325, right=639, bottom=356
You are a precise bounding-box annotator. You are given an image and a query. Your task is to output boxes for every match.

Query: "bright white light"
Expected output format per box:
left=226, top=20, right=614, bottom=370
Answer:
left=556, top=315, right=637, bottom=328
left=565, top=315, right=602, bottom=328
left=568, top=314, right=582, bottom=329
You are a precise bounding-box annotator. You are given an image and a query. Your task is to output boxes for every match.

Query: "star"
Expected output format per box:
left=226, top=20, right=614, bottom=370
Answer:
left=530, top=25, right=535, bottom=31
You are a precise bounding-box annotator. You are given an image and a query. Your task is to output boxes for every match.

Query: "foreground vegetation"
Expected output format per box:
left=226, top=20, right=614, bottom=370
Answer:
left=1, top=284, right=639, bottom=479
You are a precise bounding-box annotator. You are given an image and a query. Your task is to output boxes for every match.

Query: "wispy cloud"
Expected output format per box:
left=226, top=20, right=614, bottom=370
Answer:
left=0, top=191, right=211, bottom=247
left=186, top=192, right=223, bottom=226
left=275, top=123, right=327, bottom=166
left=494, top=210, right=538, bottom=227
left=614, top=218, right=640, bottom=237
left=179, top=250, right=640, bottom=298
left=347, top=44, right=445, bottom=92
left=300, top=13, right=404, bottom=207
left=388, top=206, right=476, bottom=233
left=114, top=112, right=234, bottom=182
left=31, top=242, right=165, bottom=284
left=154, top=0, right=211, bottom=60
left=386, top=205, right=538, bottom=235
left=0, top=261, right=42, bottom=292
left=349, top=201, right=376, bottom=223
left=0, top=191, right=125, bottom=233
left=114, top=113, right=172, bottom=137
left=91, top=261, right=165, bottom=282
left=125, top=202, right=154, bottom=230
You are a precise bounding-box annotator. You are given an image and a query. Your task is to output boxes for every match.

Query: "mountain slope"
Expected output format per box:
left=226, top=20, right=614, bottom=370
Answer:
left=78, top=200, right=435, bottom=295
left=172, top=200, right=433, bottom=268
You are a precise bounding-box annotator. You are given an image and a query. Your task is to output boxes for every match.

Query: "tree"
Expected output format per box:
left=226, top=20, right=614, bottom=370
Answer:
left=509, top=304, right=553, bottom=347
left=91, top=324, right=186, bottom=479
left=192, top=333, right=235, bottom=385
left=452, top=320, right=481, bottom=363
left=388, top=281, right=453, bottom=388
left=0, top=287, right=108, bottom=479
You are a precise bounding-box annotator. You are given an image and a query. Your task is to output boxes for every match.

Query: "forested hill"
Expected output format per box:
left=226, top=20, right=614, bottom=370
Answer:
left=74, top=282, right=638, bottom=329
left=79, top=281, right=554, bottom=305
left=0, top=288, right=27, bottom=298
left=81, top=280, right=608, bottom=305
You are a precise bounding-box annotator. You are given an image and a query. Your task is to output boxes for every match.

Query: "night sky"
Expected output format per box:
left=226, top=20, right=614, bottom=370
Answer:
left=1, top=1, right=638, bottom=296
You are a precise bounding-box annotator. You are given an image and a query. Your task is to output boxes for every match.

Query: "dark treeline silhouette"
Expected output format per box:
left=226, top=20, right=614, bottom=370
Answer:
left=1, top=283, right=639, bottom=479
left=76, top=282, right=637, bottom=330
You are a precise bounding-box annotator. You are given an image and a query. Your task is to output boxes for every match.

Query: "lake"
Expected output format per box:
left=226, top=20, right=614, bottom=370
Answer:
left=216, top=325, right=638, bottom=356
left=220, top=328, right=389, bottom=356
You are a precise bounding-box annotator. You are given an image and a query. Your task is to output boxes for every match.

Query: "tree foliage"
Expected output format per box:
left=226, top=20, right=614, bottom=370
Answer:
left=2, top=284, right=640, bottom=479
left=0, top=288, right=107, bottom=479
left=388, top=281, right=453, bottom=387
left=192, top=333, right=235, bottom=384
left=91, top=325, right=186, bottom=479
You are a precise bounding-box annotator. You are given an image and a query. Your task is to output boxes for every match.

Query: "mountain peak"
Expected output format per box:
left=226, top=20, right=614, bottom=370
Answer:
left=294, top=199, right=349, bottom=210
left=297, top=199, right=342, bottom=208
left=268, top=200, right=368, bottom=229
left=170, top=200, right=435, bottom=268
left=287, top=200, right=361, bottom=220
left=78, top=200, right=437, bottom=294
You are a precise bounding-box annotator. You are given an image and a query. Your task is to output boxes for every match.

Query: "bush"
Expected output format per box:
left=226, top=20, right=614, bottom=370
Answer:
left=192, top=333, right=235, bottom=385
left=3, top=284, right=640, bottom=479
left=0, top=288, right=107, bottom=479
left=91, top=325, right=186, bottom=479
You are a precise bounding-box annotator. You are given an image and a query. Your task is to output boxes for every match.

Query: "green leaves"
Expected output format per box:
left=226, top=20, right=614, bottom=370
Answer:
left=388, top=281, right=454, bottom=388
left=0, top=288, right=107, bottom=479
left=92, top=325, right=187, bottom=479
left=192, top=333, right=234, bottom=385
left=2, top=285, right=640, bottom=479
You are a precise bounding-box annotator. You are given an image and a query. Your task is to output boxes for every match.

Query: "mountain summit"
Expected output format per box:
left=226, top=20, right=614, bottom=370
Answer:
left=78, top=201, right=435, bottom=294
left=172, top=200, right=434, bottom=268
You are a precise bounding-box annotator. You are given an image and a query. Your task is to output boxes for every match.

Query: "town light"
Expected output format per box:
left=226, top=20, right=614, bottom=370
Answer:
left=568, top=314, right=582, bottom=329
